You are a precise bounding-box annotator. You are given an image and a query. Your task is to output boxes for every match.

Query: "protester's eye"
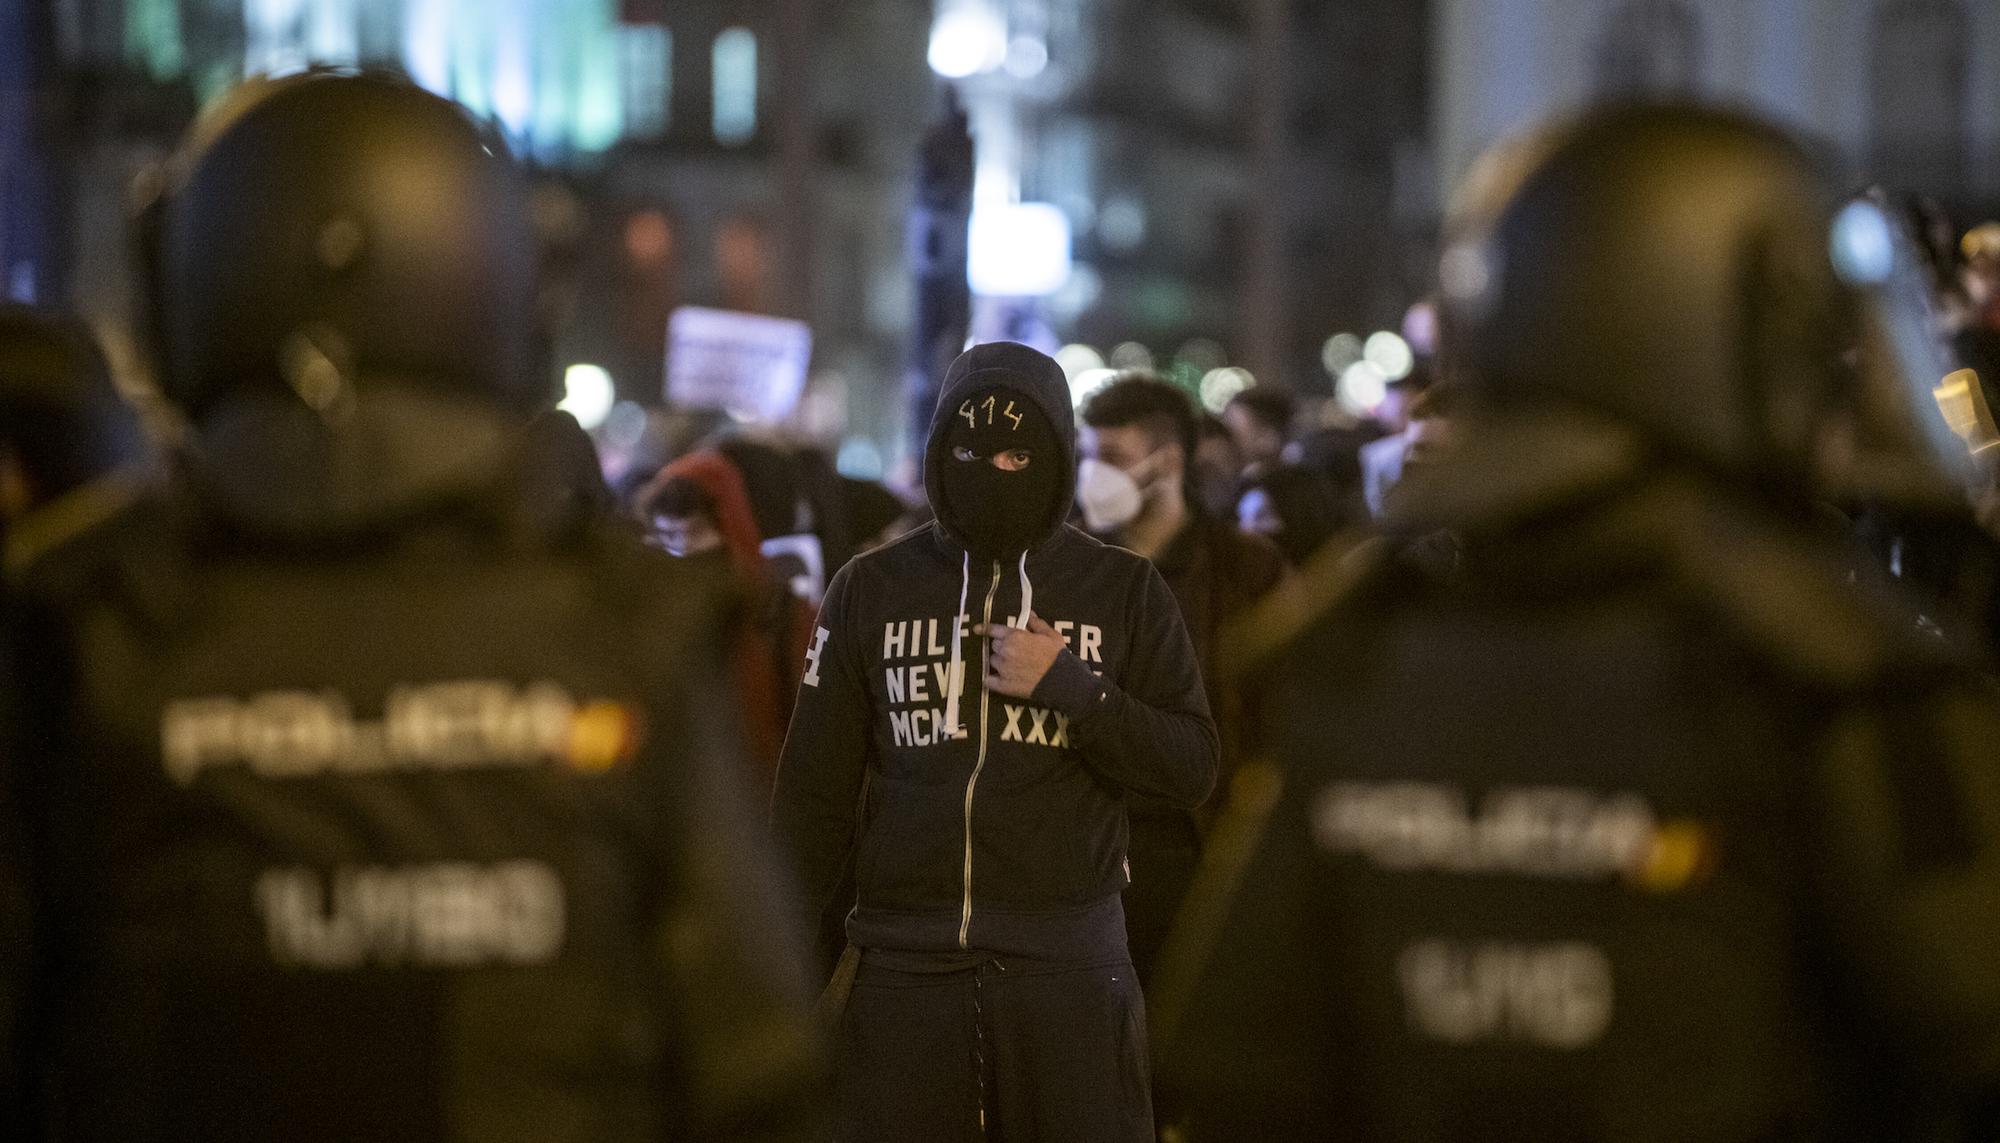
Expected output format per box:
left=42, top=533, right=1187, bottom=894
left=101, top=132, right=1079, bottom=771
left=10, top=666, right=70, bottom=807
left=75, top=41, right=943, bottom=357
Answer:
left=953, top=446, right=979, bottom=462
left=995, top=449, right=1033, bottom=472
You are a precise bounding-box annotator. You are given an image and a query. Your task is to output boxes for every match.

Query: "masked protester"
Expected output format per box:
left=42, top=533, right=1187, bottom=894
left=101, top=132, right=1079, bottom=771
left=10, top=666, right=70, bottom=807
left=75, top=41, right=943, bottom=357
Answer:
left=1077, top=374, right=1285, bottom=986
left=1155, top=105, right=2000, bottom=1142
left=772, top=340, right=1218, bottom=1143
left=0, top=72, right=821, bottom=1143
left=1237, top=462, right=1344, bottom=568
left=638, top=450, right=814, bottom=797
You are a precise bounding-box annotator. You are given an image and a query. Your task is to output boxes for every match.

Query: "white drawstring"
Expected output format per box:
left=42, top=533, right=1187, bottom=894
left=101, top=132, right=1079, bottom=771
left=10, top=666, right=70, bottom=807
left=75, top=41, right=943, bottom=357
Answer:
left=944, top=549, right=970, bottom=739
left=943, top=549, right=1031, bottom=741
left=1014, top=550, right=1033, bottom=630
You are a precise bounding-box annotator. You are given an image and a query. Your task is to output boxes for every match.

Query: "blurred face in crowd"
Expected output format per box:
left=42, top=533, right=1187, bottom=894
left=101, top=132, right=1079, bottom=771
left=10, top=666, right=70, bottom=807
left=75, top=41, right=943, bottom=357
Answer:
left=655, top=511, right=723, bottom=558
left=1223, top=404, right=1286, bottom=468
left=1080, top=423, right=1181, bottom=509
left=1237, top=486, right=1281, bottom=537
left=1377, top=385, right=1419, bottom=434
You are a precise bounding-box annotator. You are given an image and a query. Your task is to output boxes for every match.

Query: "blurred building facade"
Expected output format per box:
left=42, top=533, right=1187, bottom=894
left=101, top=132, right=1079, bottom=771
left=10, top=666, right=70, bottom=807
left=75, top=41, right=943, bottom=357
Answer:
left=20, top=0, right=1440, bottom=451
left=26, top=2, right=2000, bottom=461
left=948, top=0, right=1433, bottom=395
left=28, top=0, right=939, bottom=465
left=1437, top=0, right=2000, bottom=214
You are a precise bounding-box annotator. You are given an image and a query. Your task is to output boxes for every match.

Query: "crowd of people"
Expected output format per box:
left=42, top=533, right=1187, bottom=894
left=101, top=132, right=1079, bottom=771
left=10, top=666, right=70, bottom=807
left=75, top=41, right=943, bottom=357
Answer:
left=9, top=67, right=2000, bottom=1143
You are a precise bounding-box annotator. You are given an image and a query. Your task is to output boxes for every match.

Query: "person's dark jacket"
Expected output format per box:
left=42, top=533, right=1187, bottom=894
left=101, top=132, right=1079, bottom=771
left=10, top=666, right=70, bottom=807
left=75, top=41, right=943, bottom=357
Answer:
left=1150, top=514, right=1287, bottom=828
left=1155, top=410, right=2000, bottom=1142
left=1121, top=515, right=1285, bottom=984
left=772, top=342, right=1218, bottom=968
left=0, top=387, right=823, bottom=1143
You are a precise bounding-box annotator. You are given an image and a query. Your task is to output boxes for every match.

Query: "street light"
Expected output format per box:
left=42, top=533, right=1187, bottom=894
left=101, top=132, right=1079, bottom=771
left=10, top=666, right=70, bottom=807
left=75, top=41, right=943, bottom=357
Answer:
left=928, top=5, right=1007, bottom=79
left=560, top=363, right=616, bottom=430
left=967, top=202, right=1073, bottom=297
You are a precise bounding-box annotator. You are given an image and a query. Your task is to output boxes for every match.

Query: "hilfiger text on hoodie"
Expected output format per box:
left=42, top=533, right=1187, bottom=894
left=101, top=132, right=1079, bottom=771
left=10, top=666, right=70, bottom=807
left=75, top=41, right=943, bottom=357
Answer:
left=773, top=524, right=1218, bottom=962
left=864, top=613, right=1104, bottom=749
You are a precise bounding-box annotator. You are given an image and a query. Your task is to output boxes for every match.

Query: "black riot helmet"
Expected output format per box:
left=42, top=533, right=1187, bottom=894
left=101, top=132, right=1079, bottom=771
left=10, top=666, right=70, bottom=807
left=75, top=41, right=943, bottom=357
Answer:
left=139, top=70, right=547, bottom=420
left=1438, top=103, right=1959, bottom=508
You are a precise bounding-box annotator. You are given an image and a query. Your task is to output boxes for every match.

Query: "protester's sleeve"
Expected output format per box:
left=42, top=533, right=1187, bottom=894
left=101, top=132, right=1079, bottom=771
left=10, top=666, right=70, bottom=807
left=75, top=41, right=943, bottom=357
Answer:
left=1806, top=681, right=2000, bottom=1131
left=1033, top=561, right=1218, bottom=807
left=769, top=562, right=873, bottom=961
left=657, top=666, right=829, bottom=1142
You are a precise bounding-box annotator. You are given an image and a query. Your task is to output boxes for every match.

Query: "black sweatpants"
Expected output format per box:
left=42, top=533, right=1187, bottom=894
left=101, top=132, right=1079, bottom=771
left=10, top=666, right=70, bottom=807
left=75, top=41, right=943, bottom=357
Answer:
left=834, top=956, right=1155, bottom=1143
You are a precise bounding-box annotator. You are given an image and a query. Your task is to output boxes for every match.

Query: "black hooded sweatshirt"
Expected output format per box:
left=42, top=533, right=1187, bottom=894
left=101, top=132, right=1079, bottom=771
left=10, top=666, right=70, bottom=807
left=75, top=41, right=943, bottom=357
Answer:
left=773, top=342, right=1218, bottom=965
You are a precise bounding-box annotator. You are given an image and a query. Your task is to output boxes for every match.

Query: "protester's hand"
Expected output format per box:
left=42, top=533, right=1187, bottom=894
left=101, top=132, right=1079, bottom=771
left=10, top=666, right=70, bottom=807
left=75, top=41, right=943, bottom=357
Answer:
left=975, top=612, right=1067, bottom=699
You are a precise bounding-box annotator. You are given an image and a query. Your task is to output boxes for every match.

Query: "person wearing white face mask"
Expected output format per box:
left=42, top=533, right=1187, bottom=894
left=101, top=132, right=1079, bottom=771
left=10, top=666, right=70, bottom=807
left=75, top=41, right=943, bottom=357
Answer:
left=1077, top=373, right=1287, bottom=987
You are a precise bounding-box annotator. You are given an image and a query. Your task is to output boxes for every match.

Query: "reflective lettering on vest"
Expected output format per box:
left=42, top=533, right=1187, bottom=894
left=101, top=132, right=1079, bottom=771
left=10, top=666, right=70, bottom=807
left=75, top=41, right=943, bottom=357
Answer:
left=256, top=860, right=566, bottom=970
left=1312, top=781, right=1666, bottom=881
left=1397, top=939, right=1613, bottom=1049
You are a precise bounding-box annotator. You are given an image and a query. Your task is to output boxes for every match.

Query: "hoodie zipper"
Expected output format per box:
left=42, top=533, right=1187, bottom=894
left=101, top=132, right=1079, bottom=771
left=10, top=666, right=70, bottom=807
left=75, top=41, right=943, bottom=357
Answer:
left=959, top=559, right=1004, bottom=950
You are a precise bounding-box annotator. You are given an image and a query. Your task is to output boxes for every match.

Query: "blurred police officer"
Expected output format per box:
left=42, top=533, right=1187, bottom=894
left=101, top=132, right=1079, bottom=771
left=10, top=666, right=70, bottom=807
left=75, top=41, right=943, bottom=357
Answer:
left=1155, top=105, right=2000, bottom=1142
left=0, top=72, right=820, bottom=1142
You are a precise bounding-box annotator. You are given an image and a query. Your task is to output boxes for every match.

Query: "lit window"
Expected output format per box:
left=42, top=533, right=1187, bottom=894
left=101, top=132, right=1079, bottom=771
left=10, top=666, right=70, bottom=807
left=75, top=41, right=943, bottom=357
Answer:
left=306, top=0, right=359, bottom=65
left=400, top=0, right=453, bottom=95
left=712, top=26, right=757, bottom=146
left=622, top=23, right=672, bottom=139
left=125, top=0, right=185, bottom=80
left=243, top=0, right=355, bottom=75
left=244, top=0, right=310, bottom=76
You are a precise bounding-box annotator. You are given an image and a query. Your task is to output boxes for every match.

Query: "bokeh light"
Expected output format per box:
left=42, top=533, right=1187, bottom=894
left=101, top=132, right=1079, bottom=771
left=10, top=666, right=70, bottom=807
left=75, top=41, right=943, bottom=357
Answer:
left=1338, top=360, right=1389, bottom=417
left=1364, top=330, right=1414, bottom=381
left=1056, top=343, right=1106, bottom=380
left=1321, top=332, right=1364, bottom=377
left=560, top=363, right=616, bottom=430
left=1176, top=338, right=1227, bottom=374
left=1200, top=366, right=1255, bottom=413
left=927, top=6, right=1007, bottom=79
left=1109, top=342, right=1154, bottom=371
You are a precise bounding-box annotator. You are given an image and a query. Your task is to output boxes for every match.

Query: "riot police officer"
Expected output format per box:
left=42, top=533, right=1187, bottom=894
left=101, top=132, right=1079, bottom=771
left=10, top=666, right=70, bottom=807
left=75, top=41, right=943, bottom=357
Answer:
left=0, top=71, right=820, bottom=1141
left=1154, top=104, right=2000, bottom=1142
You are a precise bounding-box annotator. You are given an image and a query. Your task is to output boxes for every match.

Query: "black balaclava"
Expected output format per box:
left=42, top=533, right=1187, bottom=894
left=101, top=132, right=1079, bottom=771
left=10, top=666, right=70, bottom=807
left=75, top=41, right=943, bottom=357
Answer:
left=936, top=384, right=1060, bottom=559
